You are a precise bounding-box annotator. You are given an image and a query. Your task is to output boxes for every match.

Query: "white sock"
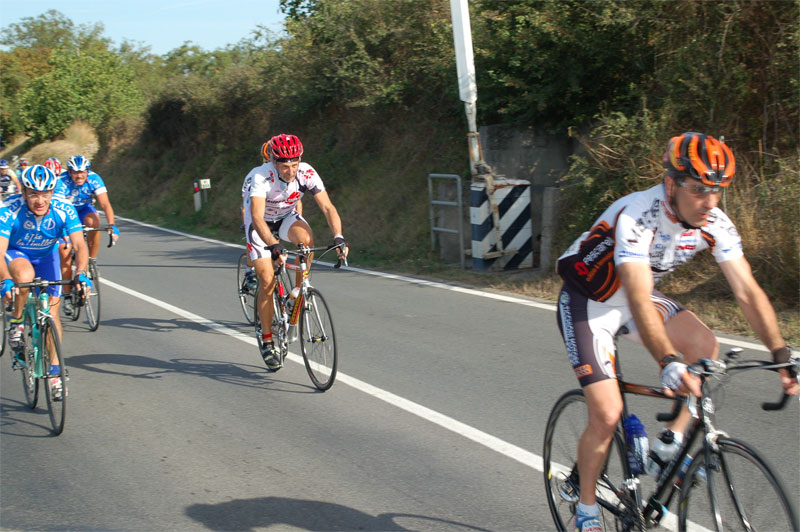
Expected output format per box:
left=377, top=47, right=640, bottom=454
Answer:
left=577, top=502, right=600, bottom=517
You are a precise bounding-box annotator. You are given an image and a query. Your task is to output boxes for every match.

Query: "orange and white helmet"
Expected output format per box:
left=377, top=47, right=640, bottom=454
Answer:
left=663, top=132, right=735, bottom=187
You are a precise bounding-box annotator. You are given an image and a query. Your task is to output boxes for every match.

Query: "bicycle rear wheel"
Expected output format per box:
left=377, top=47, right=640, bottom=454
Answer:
left=20, top=313, right=38, bottom=409
left=41, top=316, right=66, bottom=435
left=299, top=288, right=337, bottom=391
left=84, top=260, right=101, bottom=331
left=678, top=437, right=798, bottom=531
left=237, top=253, right=257, bottom=325
left=543, top=389, right=639, bottom=531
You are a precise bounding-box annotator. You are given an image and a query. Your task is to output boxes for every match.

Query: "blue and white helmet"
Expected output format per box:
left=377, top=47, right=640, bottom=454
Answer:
left=67, top=155, right=91, bottom=171
left=21, top=165, right=57, bottom=191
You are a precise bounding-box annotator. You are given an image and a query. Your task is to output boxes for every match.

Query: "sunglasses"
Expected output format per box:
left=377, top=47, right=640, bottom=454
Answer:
left=677, top=179, right=723, bottom=197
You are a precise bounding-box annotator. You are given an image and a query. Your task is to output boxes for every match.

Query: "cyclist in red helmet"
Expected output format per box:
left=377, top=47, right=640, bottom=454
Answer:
left=242, top=133, right=348, bottom=370
left=554, top=132, right=797, bottom=532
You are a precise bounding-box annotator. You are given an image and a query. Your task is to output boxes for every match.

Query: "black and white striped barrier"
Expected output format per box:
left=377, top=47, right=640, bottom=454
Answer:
left=470, top=178, right=533, bottom=270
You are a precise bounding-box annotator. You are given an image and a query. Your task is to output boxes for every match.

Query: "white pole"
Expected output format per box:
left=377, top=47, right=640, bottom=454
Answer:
left=450, top=0, right=488, bottom=177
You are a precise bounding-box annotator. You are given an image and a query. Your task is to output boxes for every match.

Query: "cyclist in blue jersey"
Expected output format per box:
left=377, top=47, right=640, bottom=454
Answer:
left=0, top=166, right=91, bottom=397
left=55, top=155, right=119, bottom=315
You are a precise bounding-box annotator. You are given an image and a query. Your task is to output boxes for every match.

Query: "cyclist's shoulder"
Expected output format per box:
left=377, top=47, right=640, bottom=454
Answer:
left=87, top=170, right=106, bottom=186
left=297, top=162, right=320, bottom=179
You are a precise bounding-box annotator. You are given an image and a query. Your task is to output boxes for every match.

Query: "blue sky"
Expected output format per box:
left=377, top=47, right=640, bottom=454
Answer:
left=0, top=0, right=286, bottom=55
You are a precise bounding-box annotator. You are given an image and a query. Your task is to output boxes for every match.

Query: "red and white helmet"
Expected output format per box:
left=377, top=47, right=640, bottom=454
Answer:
left=43, top=157, right=62, bottom=176
left=269, top=134, right=303, bottom=162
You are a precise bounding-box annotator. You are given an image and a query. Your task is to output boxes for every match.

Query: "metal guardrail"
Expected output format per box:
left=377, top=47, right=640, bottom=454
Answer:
left=428, top=173, right=465, bottom=269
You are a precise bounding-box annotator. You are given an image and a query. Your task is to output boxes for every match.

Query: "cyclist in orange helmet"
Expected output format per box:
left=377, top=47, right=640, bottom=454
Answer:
left=555, top=132, right=796, bottom=532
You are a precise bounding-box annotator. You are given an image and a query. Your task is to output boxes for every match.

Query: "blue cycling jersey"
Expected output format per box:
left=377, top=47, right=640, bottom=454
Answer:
left=0, top=195, right=83, bottom=259
left=55, top=170, right=108, bottom=208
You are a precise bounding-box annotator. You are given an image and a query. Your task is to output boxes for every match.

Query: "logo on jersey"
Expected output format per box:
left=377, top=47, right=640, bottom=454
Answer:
left=286, top=191, right=301, bottom=203
left=43, top=218, right=56, bottom=230
left=24, top=220, right=35, bottom=230
left=574, top=364, right=593, bottom=378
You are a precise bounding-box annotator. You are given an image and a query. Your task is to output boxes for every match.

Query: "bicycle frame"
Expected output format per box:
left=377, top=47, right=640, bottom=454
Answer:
left=21, top=288, right=53, bottom=379
left=593, top=345, right=797, bottom=529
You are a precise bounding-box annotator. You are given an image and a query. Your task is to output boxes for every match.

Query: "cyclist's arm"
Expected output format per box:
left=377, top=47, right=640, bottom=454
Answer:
left=618, top=261, right=677, bottom=363
left=295, top=199, right=303, bottom=216
left=67, top=229, right=90, bottom=276
left=94, top=191, right=116, bottom=227
left=720, top=257, right=784, bottom=351
left=249, top=196, right=279, bottom=247
left=312, top=191, right=348, bottom=256
left=719, top=257, right=797, bottom=394
left=10, top=175, right=21, bottom=193
left=312, top=191, right=343, bottom=239
left=0, top=236, right=12, bottom=302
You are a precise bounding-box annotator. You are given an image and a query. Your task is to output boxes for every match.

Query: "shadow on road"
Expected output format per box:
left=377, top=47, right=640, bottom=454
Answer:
left=185, top=496, right=494, bottom=532
left=65, top=353, right=317, bottom=393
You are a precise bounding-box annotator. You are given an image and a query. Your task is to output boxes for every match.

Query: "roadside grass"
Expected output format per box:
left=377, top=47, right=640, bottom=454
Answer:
left=4, top=121, right=99, bottom=165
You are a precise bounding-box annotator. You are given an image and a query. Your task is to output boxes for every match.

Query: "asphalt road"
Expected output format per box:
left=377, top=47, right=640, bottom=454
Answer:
left=1, top=217, right=797, bottom=531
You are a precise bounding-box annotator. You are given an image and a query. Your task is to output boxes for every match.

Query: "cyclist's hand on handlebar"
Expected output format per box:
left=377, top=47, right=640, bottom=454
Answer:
left=772, top=346, right=800, bottom=396
left=268, top=244, right=287, bottom=266
left=76, top=272, right=93, bottom=291
left=108, top=224, right=120, bottom=244
left=333, top=235, right=349, bottom=266
left=661, top=359, right=701, bottom=398
left=0, top=278, right=14, bottom=304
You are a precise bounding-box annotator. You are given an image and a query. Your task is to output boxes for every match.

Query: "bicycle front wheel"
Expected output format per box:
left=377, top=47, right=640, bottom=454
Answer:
left=299, top=288, right=337, bottom=391
left=678, top=437, right=798, bottom=531
left=0, top=302, right=6, bottom=358
left=543, top=389, right=638, bottom=531
left=237, top=253, right=257, bottom=325
left=41, top=317, right=66, bottom=435
left=20, top=313, right=38, bottom=409
left=84, top=260, right=101, bottom=331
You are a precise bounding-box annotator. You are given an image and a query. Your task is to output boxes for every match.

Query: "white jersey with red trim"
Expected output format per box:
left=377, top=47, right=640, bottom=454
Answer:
left=557, top=183, right=743, bottom=302
left=245, top=161, right=325, bottom=221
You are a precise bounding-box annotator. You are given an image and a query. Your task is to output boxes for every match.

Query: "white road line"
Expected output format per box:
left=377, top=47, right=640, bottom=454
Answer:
left=116, top=215, right=768, bottom=352
left=104, top=277, right=701, bottom=532
left=103, top=277, right=543, bottom=472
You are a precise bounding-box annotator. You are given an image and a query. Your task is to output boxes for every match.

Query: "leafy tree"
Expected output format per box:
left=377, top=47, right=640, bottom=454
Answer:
left=471, top=0, right=655, bottom=131
left=18, top=48, right=144, bottom=141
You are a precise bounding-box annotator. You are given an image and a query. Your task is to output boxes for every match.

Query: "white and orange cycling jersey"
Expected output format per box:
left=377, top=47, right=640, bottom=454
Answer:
left=557, top=183, right=743, bottom=302
left=244, top=161, right=324, bottom=222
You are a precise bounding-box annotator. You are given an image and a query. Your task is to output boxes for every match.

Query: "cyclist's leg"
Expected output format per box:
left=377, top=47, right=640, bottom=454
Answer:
left=58, top=239, right=73, bottom=299
left=81, top=207, right=101, bottom=259
left=6, top=251, right=34, bottom=320
left=579, top=380, right=623, bottom=505
left=621, top=292, right=718, bottom=437
left=282, top=213, right=314, bottom=287
left=246, top=223, right=277, bottom=339
left=253, top=257, right=276, bottom=334
left=557, top=285, right=626, bottom=508
left=35, top=251, right=65, bottom=348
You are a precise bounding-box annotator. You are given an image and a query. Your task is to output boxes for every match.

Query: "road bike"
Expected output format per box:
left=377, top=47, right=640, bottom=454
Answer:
left=543, top=331, right=799, bottom=531
left=62, top=226, right=114, bottom=331
left=11, top=278, right=81, bottom=435
left=254, top=242, right=346, bottom=391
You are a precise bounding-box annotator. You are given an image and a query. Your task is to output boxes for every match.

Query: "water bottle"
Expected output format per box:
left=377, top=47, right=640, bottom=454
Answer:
left=677, top=454, right=706, bottom=484
left=646, top=429, right=679, bottom=478
left=623, top=414, right=648, bottom=474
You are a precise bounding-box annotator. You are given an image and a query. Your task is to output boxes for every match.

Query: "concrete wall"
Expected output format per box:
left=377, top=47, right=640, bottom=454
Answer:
left=432, top=125, right=572, bottom=269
